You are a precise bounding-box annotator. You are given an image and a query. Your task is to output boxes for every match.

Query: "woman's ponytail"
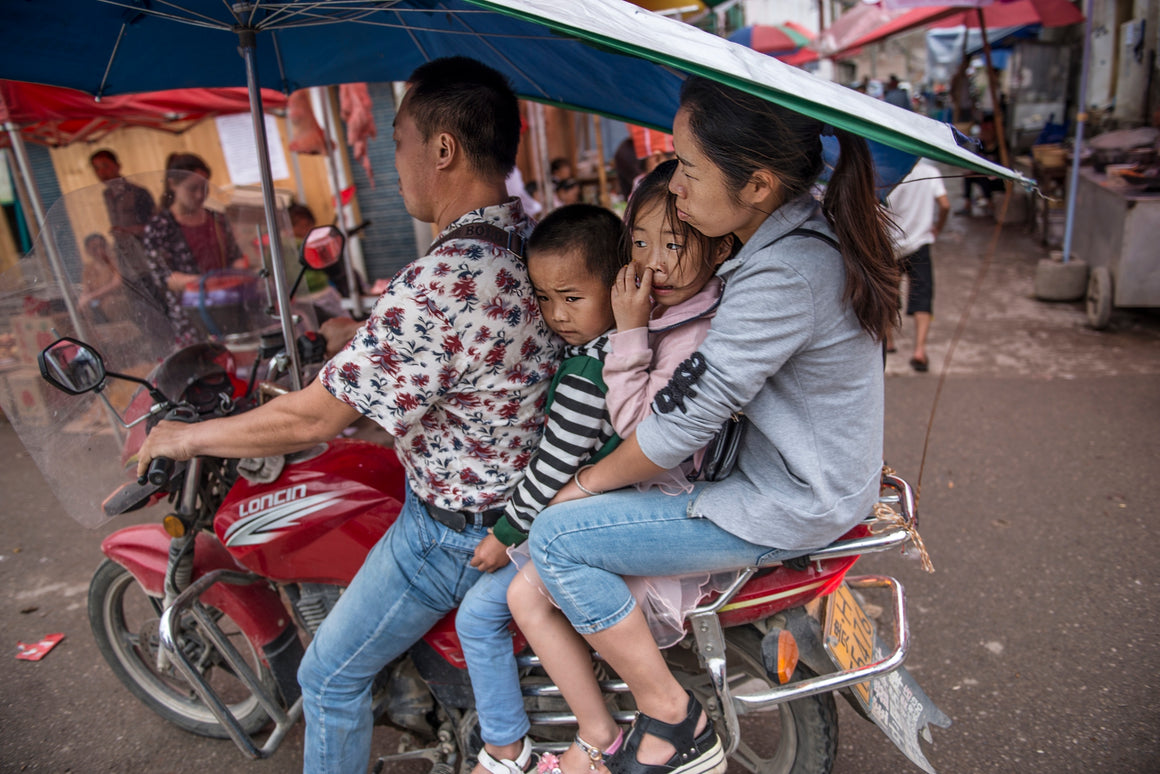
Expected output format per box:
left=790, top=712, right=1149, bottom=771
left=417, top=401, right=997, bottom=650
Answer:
left=822, top=131, right=900, bottom=341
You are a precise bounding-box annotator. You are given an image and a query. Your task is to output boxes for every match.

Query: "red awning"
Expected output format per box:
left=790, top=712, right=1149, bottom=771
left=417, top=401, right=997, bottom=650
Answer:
left=823, top=0, right=1084, bottom=58
left=0, top=80, right=288, bottom=147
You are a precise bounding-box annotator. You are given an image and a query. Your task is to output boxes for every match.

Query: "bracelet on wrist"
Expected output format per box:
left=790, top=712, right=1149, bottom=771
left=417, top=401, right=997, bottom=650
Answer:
left=573, top=464, right=603, bottom=497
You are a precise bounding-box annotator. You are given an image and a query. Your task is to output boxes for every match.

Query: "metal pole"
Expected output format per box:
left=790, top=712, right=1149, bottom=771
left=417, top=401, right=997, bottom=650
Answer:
left=1061, top=0, right=1093, bottom=264
left=593, top=115, right=609, bottom=209
left=318, top=86, right=364, bottom=316
left=239, top=30, right=302, bottom=391
left=977, top=10, right=1010, bottom=170
left=4, top=122, right=88, bottom=339
left=6, top=123, right=122, bottom=443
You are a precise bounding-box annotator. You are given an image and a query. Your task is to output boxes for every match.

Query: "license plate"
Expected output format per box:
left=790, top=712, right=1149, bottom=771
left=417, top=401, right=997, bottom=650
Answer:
left=822, top=582, right=876, bottom=708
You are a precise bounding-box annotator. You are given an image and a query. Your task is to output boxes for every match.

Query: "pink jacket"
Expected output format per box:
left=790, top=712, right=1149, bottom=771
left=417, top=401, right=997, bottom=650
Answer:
left=604, top=277, right=722, bottom=493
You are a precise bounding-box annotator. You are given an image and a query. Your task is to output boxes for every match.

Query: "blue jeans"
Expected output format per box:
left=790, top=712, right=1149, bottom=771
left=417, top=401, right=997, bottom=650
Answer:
left=298, top=484, right=486, bottom=774
left=528, top=486, right=799, bottom=635
left=455, top=562, right=529, bottom=746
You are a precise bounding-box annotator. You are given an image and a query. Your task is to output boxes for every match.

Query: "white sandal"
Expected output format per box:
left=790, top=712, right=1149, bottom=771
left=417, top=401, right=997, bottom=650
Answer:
left=478, top=737, right=534, bottom=774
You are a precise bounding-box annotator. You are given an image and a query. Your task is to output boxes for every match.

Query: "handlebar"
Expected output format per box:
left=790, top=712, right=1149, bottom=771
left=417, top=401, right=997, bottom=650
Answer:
left=141, top=456, right=175, bottom=487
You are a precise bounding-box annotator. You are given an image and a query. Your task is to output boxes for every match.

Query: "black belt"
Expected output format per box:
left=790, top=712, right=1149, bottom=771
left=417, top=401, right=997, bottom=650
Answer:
left=425, top=503, right=505, bottom=532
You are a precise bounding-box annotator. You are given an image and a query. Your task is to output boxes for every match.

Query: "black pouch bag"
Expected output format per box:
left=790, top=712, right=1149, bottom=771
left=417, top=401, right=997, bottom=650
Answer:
left=699, top=412, right=747, bottom=482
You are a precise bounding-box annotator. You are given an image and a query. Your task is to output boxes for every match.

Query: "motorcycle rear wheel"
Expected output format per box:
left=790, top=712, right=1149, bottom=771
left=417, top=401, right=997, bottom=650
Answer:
left=88, top=558, right=274, bottom=738
left=672, top=626, right=838, bottom=774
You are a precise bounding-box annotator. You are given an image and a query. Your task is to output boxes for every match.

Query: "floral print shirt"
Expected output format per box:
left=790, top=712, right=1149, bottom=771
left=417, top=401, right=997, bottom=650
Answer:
left=320, top=199, right=558, bottom=513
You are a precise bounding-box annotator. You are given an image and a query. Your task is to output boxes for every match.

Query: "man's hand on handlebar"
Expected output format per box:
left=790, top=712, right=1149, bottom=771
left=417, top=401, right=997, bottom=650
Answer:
left=136, top=421, right=197, bottom=481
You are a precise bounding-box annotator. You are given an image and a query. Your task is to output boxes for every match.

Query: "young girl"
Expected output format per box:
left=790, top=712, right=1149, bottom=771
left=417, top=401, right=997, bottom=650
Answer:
left=510, top=75, right=899, bottom=774
left=508, top=160, right=736, bottom=774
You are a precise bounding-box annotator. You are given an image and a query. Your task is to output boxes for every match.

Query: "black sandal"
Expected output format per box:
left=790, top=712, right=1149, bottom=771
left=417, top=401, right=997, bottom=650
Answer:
left=606, top=693, right=725, bottom=774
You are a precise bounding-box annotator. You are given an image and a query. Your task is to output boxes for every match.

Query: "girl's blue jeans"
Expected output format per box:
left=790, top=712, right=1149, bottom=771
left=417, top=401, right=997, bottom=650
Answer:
left=297, top=484, right=487, bottom=774
left=527, top=485, right=799, bottom=635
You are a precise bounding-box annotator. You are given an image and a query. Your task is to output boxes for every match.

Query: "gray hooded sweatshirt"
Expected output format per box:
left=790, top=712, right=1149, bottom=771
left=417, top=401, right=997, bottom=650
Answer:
left=634, top=193, right=884, bottom=551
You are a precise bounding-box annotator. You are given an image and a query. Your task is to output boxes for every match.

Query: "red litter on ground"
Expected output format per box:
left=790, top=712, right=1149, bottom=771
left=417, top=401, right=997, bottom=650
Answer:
left=16, top=633, right=64, bottom=661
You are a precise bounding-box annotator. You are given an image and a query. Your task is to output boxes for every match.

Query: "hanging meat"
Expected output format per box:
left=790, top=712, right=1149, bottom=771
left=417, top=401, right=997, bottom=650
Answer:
left=286, top=88, right=329, bottom=155
left=340, top=83, right=377, bottom=187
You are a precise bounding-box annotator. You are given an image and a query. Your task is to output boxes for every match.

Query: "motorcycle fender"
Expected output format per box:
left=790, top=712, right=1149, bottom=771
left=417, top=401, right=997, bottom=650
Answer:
left=100, top=524, right=291, bottom=648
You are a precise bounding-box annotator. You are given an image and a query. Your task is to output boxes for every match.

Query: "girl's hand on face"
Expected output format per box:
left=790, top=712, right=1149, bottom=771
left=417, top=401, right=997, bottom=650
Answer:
left=611, top=263, right=654, bottom=331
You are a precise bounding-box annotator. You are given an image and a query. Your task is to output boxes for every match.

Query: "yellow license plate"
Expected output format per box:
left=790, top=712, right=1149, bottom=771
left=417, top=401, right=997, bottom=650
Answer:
left=822, top=582, right=876, bottom=708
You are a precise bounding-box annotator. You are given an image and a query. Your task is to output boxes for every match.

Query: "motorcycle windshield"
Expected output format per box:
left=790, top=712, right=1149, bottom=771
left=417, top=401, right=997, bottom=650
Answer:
left=0, top=175, right=303, bottom=528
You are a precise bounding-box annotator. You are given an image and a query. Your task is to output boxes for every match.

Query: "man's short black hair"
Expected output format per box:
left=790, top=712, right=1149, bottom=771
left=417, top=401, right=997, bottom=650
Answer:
left=403, top=57, right=521, bottom=181
left=90, top=149, right=118, bottom=165
left=527, top=204, right=625, bottom=287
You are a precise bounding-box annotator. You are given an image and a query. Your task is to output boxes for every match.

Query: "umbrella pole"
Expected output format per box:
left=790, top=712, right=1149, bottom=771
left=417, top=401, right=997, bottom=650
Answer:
left=239, top=30, right=302, bottom=391
left=1061, top=0, right=1093, bottom=265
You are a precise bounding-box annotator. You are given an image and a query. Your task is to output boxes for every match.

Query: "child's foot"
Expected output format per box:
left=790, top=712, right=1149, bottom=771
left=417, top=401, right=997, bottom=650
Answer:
left=476, top=738, right=534, bottom=774
left=538, top=730, right=623, bottom=774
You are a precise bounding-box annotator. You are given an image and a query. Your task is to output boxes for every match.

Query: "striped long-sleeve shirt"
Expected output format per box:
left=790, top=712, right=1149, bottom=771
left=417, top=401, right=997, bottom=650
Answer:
left=491, top=335, right=619, bottom=546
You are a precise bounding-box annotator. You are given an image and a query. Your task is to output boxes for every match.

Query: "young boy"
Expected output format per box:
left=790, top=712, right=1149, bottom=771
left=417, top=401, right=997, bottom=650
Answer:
left=455, top=204, right=626, bottom=774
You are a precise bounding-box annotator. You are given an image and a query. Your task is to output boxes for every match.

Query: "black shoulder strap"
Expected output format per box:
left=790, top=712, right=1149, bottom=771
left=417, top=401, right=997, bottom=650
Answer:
left=427, top=222, right=527, bottom=260
left=762, top=226, right=840, bottom=252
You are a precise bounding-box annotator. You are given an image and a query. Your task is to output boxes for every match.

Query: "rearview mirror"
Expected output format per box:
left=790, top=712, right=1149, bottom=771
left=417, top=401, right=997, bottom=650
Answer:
left=39, top=337, right=107, bottom=395
left=301, top=225, right=345, bottom=270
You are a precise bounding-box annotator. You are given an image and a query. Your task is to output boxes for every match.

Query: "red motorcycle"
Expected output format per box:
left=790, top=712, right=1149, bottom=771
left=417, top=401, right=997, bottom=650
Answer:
left=11, top=192, right=948, bottom=773
left=36, top=327, right=948, bottom=773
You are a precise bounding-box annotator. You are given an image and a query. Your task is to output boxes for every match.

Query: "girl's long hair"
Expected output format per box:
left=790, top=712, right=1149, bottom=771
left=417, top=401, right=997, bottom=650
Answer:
left=678, top=77, right=899, bottom=340
left=621, top=158, right=736, bottom=274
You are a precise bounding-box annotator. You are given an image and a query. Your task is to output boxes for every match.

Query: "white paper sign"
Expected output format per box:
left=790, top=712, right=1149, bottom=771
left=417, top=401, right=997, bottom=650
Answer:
left=215, top=112, right=290, bottom=186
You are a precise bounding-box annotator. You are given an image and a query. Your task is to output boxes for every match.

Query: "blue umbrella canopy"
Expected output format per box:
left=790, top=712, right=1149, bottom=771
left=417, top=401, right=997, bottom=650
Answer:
left=2, top=0, right=1027, bottom=388
left=0, top=0, right=1023, bottom=185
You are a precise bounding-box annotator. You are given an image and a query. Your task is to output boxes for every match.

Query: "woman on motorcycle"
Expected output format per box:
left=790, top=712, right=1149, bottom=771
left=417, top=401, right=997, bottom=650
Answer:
left=508, top=76, right=900, bottom=774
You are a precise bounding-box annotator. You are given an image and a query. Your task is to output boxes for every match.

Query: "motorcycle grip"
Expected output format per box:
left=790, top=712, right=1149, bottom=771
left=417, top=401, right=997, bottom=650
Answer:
left=143, top=456, right=174, bottom=487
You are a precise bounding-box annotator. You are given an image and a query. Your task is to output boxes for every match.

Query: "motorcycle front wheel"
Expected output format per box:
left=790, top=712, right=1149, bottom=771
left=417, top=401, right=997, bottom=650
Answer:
left=670, top=625, right=838, bottom=774
left=88, top=558, right=274, bottom=738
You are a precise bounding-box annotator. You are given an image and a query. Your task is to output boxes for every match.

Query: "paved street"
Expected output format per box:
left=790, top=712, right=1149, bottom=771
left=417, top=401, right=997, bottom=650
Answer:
left=2, top=189, right=1159, bottom=773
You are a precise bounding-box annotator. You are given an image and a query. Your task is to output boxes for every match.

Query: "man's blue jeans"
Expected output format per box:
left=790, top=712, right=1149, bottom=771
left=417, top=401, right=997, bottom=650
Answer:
left=298, top=484, right=486, bottom=774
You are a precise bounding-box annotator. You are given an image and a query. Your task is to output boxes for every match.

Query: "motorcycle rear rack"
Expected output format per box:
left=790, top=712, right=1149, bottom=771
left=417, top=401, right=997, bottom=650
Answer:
left=522, top=473, right=919, bottom=751
left=686, top=472, right=920, bottom=758
left=158, top=569, right=301, bottom=760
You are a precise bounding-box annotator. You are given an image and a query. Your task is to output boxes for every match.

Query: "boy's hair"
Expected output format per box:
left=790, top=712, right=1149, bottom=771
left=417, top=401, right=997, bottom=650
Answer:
left=622, top=159, right=735, bottom=274
left=403, top=57, right=521, bottom=182
left=527, top=204, right=625, bottom=286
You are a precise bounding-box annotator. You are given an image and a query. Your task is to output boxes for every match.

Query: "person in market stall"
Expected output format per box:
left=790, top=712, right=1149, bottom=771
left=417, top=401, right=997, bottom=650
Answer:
left=142, top=153, right=248, bottom=344
left=89, top=149, right=155, bottom=286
